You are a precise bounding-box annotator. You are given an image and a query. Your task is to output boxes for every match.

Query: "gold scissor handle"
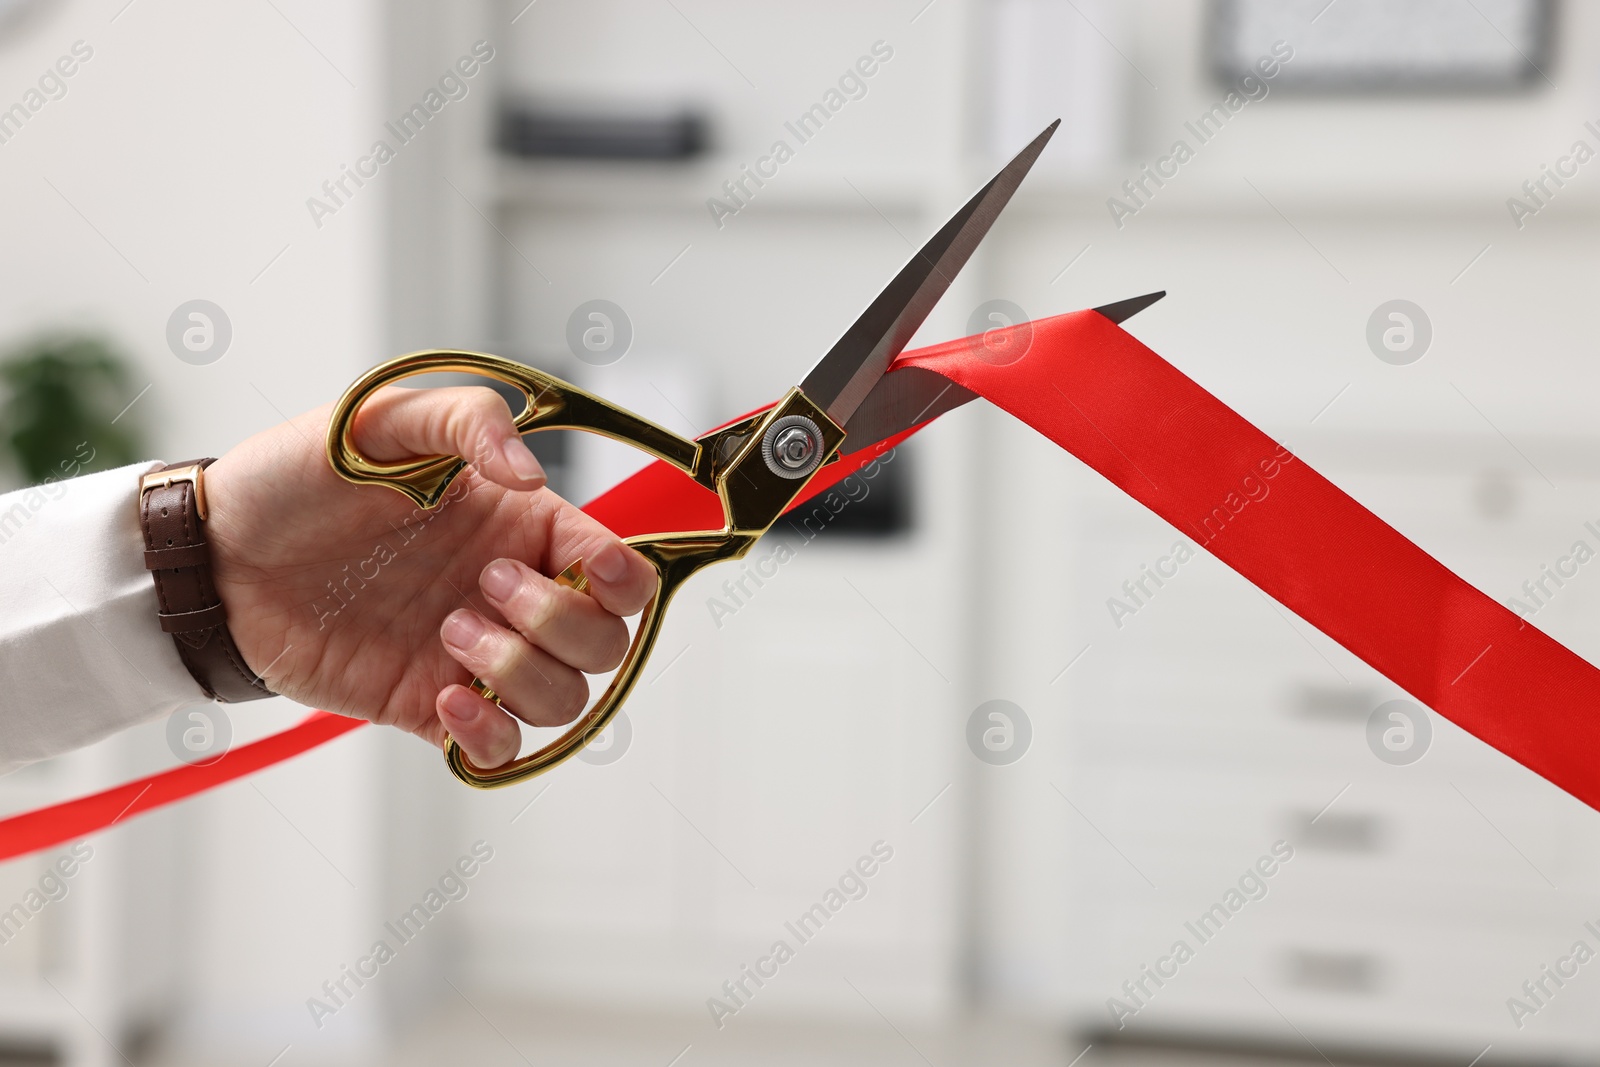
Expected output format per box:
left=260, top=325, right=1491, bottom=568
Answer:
left=327, top=350, right=845, bottom=789
left=326, top=349, right=700, bottom=508
left=443, top=529, right=758, bottom=787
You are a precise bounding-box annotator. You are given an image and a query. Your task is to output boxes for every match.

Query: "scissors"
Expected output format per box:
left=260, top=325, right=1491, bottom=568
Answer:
left=325, top=120, right=1160, bottom=788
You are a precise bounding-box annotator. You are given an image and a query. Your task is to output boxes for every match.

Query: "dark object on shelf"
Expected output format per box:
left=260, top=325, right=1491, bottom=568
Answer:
left=0, top=335, right=142, bottom=484
left=1209, top=0, right=1555, bottom=93
left=498, top=104, right=708, bottom=161
left=783, top=444, right=913, bottom=540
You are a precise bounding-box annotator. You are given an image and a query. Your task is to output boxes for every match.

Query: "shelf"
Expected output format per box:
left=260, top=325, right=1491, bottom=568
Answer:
left=489, top=156, right=947, bottom=216
left=0, top=984, right=74, bottom=1032
left=485, top=149, right=1600, bottom=224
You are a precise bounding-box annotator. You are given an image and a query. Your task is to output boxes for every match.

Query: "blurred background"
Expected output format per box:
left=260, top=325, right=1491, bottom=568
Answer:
left=2, top=0, right=1600, bottom=1064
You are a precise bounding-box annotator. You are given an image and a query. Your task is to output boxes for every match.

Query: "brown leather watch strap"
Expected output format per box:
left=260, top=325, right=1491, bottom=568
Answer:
left=139, top=459, right=274, bottom=702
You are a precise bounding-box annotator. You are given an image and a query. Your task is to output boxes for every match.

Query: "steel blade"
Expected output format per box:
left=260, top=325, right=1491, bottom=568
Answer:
left=799, top=121, right=1059, bottom=428
left=839, top=291, right=1167, bottom=451
left=1092, top=290, right=1166, bottom=325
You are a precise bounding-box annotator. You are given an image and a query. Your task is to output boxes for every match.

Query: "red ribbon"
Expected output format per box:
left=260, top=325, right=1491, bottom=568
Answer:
left=0, top=711, right=365, bottom=860
left=5, top=308, right=1597, bottom=861
left=901, top=310, right=1600, bottom=811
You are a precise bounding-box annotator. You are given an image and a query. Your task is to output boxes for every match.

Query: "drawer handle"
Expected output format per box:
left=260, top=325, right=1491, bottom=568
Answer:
left=1283, top=949, right=1381, bottom=994
left=1286, top=810, right=1385, bottom=853
left=1291, top=684, right=1380, bottom=722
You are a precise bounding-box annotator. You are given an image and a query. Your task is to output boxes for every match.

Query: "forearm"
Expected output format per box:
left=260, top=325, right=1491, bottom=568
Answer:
left=0, top=462, right=205, bottom=772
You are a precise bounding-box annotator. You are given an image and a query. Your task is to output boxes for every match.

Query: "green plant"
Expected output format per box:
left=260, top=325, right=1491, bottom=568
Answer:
left=0, top=335, right=143, bottom=484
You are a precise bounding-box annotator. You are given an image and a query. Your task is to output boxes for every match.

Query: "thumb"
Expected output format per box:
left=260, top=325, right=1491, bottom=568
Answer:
left=347, top=384, right=546, bottom=491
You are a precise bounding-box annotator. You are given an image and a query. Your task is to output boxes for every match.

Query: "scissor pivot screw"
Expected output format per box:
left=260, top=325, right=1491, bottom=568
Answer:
left=762, top=414, right=824, bottom=479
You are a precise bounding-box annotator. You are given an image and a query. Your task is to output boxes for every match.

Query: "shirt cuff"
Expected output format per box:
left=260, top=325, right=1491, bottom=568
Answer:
left=0, top=460, right=207, bottom=772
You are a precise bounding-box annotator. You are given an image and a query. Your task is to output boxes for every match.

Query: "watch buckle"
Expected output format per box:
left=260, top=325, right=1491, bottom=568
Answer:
left=142, top=463, right=209, bottom=520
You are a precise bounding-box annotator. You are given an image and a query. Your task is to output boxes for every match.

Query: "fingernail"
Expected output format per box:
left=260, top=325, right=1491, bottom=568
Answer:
left=502, top=436, right=545, bottom=484
left=441, top=686, right=482, bottom=724
left=441, top=610, right=487, bottom=653
left=481, top=559, right=521, bottom=602
left=588, top=542, right=628, bottom=584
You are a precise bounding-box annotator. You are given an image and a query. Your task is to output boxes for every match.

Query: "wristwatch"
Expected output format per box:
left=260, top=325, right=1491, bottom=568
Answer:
left=138, top=460, right=274, bottom=702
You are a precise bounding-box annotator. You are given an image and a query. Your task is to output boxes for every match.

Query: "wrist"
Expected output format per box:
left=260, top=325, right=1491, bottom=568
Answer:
left=137, top=459, right=274, bottom=702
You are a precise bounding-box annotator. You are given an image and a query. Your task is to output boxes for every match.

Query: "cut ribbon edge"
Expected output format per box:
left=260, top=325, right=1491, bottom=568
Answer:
left=7, top=307, right=1599, bottom=861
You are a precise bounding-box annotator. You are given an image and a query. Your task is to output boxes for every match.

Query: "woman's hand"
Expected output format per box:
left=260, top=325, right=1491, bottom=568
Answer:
left=200, top=385, right=655, bottom=769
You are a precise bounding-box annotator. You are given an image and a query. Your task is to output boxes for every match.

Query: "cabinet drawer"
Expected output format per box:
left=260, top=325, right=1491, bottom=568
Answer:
left=1059, top=768, right=1583, bottom=896
left=1079, top=908, right=1600, bottom=1042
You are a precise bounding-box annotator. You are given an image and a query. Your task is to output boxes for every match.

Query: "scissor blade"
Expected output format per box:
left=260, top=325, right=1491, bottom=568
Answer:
left=840, top=290, right=1167, bottom=451
left=1092, top=290, right=1167, bottom=325
left=799, top=120, right=1059, bottom=429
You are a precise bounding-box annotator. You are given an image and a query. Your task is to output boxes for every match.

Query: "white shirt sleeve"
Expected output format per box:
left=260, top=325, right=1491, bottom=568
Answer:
left=0, top=462, right=206, bottom=773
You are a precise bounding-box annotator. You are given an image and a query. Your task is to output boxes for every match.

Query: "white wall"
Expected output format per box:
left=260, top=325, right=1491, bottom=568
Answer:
left=0, top=0, right=388, bottom=1061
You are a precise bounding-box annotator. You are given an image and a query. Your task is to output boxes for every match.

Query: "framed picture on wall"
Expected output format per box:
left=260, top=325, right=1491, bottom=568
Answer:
left=1209, top=0, right=1556, bottom=93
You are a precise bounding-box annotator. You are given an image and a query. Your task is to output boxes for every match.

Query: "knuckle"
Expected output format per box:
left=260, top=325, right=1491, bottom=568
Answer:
left=442, top=392, right=493, bottom=460
left=466, top=389, right=510, bottom=444
left=485, top=634, right=524, bottom=681
left=514, top=580, right=565, bottom=636
left=427, top=403, right=470, bottom=462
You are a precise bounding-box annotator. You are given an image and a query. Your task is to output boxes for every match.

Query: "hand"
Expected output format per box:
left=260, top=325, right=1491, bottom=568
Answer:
left=199, top=386, right=657, bottom=769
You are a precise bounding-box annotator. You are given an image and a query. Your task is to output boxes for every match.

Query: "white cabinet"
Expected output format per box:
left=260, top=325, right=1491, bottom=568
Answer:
left=979, top=420, right=1600, bottom=1058
left=0, top=723, right=178, bottom=1067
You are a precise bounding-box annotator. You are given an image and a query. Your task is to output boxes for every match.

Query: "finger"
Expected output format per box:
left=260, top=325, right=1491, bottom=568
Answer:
left=350, top=384, right=546, bottom=492
left=480, top=558, right=630, bottom=673
left=440, top=609, right=588, bottom=727
left=542, top=500, right=658, bottom=617
left=436, top=685, right=523, bottom=768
